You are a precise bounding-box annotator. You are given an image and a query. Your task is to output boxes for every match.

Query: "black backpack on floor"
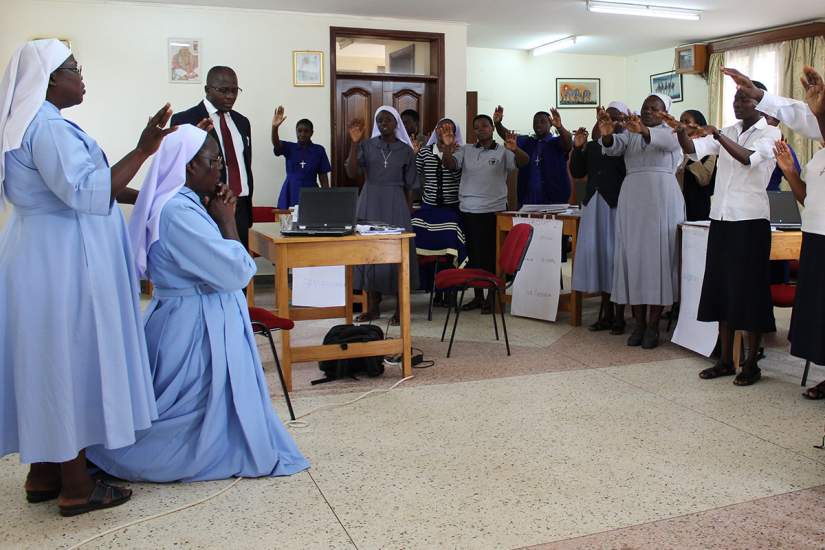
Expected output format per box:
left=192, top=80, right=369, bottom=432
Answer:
left=313, top=324, right=385, bottom=384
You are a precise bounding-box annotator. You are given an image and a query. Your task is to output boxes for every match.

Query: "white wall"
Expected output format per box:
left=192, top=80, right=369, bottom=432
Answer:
left=625, top=47, right=708, bottom=118
left=1, top=0, right=468, bottom=212
left=467, top=47, right=628, bottom=135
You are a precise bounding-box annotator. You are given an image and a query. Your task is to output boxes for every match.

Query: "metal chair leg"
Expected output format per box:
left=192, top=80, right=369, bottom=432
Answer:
left=490, top=289, right=499, bottom=341
left=498, top=290, right=510, bottom=356
left=428, top=286, right=435, bottom=321
left=447, top=289, right=466, bottom=358
left=253, top=322, right=296, bottom=421
left=441, top=288, right=453, bottom=342
left=802, top=360, right=811, bottom=387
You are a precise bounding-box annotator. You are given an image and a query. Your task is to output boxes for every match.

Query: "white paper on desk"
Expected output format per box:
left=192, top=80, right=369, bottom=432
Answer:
left=510, top=217, right=563, bottom=322
left=672, top=225, right=718, bottom=356
left=292, top=266, right=345, bottom=307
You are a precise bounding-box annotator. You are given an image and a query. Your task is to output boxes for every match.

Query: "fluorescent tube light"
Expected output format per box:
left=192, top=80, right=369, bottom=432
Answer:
left=531, top=36, right=577, bottom=56
left=586, top=0, right=701, bottom=20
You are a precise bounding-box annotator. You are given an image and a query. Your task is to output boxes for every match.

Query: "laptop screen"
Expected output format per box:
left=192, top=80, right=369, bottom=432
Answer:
left=298, top=187, right=358, bottom=228
left=768, top=191, right=801, bottom=226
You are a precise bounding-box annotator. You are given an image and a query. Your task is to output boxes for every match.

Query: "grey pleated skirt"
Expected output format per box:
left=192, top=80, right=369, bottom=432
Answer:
left=572, top=192, right=616, bottom=294
left=611, top=169, right=685, bottom=306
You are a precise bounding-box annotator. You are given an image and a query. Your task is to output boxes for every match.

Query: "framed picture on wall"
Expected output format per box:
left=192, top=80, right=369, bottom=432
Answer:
left=556, top=78, right=600, bottom=108
left=168, top=38, right=201, bottom=83
left=650, top=70, right=683, bottom=102
left=293, top=51, right=324, bottom=87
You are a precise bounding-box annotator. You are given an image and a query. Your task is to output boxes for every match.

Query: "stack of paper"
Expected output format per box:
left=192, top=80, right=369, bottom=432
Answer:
left=519, top=204, right=570, bottom=213
left=356, top=224, right=404, bottom=235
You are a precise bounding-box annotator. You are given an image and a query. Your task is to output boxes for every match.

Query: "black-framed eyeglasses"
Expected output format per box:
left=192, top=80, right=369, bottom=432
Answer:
left=197, top=154, right=223, bottom=168
left=207, top=86, right=242, bottom=95
left=56, top=65, right=82, bottom=77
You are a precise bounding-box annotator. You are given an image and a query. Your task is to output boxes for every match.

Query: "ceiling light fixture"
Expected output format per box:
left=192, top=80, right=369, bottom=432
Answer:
left=531, top=36, right=577, bottom=56
left=586, top=0, right=701, bottom=20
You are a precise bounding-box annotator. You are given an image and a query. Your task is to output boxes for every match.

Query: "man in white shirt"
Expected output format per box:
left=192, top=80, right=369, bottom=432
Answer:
left=675, top=80, right=781, bottom=386
left=171, top=66, right=254, bottom=249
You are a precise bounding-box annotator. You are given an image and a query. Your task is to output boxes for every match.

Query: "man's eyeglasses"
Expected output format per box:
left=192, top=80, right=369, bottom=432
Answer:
left=56, top=65, right=82, bottom=77
left=207, top=86, right=243, bottom=95
left=197, top=154, right=223, bottom=169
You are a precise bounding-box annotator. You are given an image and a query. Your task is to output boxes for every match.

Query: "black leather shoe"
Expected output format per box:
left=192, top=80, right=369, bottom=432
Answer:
left=641, top=327, right=659, bottom=349
left=627, top=326, right=645, bottom=346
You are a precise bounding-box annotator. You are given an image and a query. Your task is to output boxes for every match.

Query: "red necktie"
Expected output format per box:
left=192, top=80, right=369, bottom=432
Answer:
left=219, top=112, right=242, bottom=196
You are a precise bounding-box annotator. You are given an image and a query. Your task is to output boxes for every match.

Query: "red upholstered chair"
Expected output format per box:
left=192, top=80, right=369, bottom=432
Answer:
left=250, top=207, right=278, bottom=258
left=249, top=307, right=296, bottom=420
left=434, top=223, right=534, bottom=358
left=418, top=254, right=454, bottom=321
left=769, top=283, right=811, bottom=386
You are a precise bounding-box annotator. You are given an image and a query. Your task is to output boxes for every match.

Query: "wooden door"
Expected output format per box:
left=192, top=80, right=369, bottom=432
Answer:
left=333, top=79, right=433, bottom=187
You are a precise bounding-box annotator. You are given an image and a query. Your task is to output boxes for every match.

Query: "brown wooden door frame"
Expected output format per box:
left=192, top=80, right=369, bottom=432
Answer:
left=330, top=26, right=446, bottom=186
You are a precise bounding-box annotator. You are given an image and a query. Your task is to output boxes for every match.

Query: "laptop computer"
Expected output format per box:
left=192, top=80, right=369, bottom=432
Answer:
left=768, top=191, right=802, bottom=230
left=280, top=187, right=358, bottom=236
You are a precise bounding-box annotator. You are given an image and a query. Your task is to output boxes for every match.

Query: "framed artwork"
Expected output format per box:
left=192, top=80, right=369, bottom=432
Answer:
left=293, top=51, right=324, bottom=87
left=168, top=38, right=200, bottom=83
left=556, top=78, right=600, bottom=108
left=650, top=70, right=683, bottom=102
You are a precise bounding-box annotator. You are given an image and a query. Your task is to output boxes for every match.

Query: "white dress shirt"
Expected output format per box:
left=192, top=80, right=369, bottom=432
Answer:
left=203, top=98, right=249, bottom=197
left=757, top=93, right=823, bottom=141
left=801, top=150, right=825, bottom=236
left=691, top=117, right=781, bottom=221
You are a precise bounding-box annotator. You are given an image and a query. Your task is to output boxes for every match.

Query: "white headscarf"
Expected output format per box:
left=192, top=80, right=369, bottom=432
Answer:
left=0, top=39, right=71, bottom=205
left=606, top=101, right=631, bottom=116
left=370, top=105, right=412, bottom=147
left=426, top=117, right=464, bottom=147
left=649, top=93, right=672, bottom=113
left=128, top=124, right=208, bottom=278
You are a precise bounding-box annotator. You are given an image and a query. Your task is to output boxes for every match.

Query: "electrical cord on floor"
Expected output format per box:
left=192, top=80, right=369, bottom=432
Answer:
left=66, top=477, right=243, bottom=550
left=66, top=374, right=415, bottom=547
left=286, top=375, right=414, bottom=429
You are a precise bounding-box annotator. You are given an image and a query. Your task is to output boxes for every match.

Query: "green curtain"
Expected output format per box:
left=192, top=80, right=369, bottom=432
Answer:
left=706, top=52, right=725, bottom=128
left=781, top=36, right=825, bottom=167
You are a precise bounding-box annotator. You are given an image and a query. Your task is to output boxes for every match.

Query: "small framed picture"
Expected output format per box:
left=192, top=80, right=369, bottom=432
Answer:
left=556, top=78, right=600, bottom=108
left=168, top=38, right=200, bottom=83
left=293, top=51, right=324, bottom=87
left=650, top=70, right=683, bottom=103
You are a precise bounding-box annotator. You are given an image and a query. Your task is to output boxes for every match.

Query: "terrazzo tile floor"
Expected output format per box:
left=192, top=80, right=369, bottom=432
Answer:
left=3, top=277, right=824, bottom=549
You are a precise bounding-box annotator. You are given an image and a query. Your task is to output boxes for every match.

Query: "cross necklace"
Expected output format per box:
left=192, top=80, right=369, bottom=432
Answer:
left=380, top=147, right=393, bottom=169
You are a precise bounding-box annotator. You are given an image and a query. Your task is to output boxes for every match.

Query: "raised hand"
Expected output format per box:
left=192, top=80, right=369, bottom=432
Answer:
left=348, top=118, right=365, bottom=143
left=411, top=134, right=421, bottom=155
left=272, top=105, right=287, bottom=128
left=137, top=103, right=177, bottom=156
left=438, top=124, right=456, bottom=154
left=660, top=113, right=680, bottom=130
left=773, top=140, right=798, bottom=176
left=573, top=127, right=588, bottom=149
left=722, top=67, right=765, bottom=102
left=550, top=107, right=563, bottom=128
left=596, top=107, right=615, bottom=137
left=196, top=117, right=214, bottom=132
left=801, top=65, right=825, bottom=117
left=623, top=114, right=644, bottom=134
left=504, top=130, right=518, bottom=151
left=493, top=105, right=504, bottom=124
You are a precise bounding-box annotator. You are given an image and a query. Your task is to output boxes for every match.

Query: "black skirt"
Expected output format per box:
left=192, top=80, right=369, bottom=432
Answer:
left=697, top=219, right=776, bottom=332
left=789, top=232, right=825, bottom=364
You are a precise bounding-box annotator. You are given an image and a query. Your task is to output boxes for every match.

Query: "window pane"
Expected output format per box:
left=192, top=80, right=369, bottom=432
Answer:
left=722, top=44, right=784, bottom=127
left=336, top=37, right=430, bottom=75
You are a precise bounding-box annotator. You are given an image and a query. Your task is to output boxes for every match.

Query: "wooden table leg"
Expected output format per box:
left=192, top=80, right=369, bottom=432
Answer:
left=345, top=265, right=354, bottom=324
left=570, top=290, right=582, bottom=326
left=275, top=244, right=293, bottom=391
left=399, top=238, right=412, bottom=379
left=247, top=272, right=256, bottom=307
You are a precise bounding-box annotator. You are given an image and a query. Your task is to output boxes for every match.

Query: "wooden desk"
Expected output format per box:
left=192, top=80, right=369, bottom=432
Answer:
left=496, top=211, right=587, bottom=326
left=248, top=223, right=415, bottom=390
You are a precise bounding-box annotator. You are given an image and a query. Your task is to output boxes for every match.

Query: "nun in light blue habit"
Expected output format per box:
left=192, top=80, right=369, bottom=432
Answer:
left=87, top=124, right=309, bottom=482
left=0, top=39, right=160, bottom=514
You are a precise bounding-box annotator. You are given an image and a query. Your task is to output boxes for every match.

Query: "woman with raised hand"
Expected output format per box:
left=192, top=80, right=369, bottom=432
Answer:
left=599, top=94, right=685, bottom=349
left=0, top=39, right=173, bottom=516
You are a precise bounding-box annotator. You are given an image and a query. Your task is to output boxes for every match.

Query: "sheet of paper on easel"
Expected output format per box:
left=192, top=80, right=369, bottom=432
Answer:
left=510, top=217, right=563, bottom=322
left=672, top=224, right=718, bottom=355
left=292, top=266, right=345, bottom=307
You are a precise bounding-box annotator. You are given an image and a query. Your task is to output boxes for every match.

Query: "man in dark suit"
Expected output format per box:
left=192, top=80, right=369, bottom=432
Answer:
left=171, top=66, right=253, bottom=249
